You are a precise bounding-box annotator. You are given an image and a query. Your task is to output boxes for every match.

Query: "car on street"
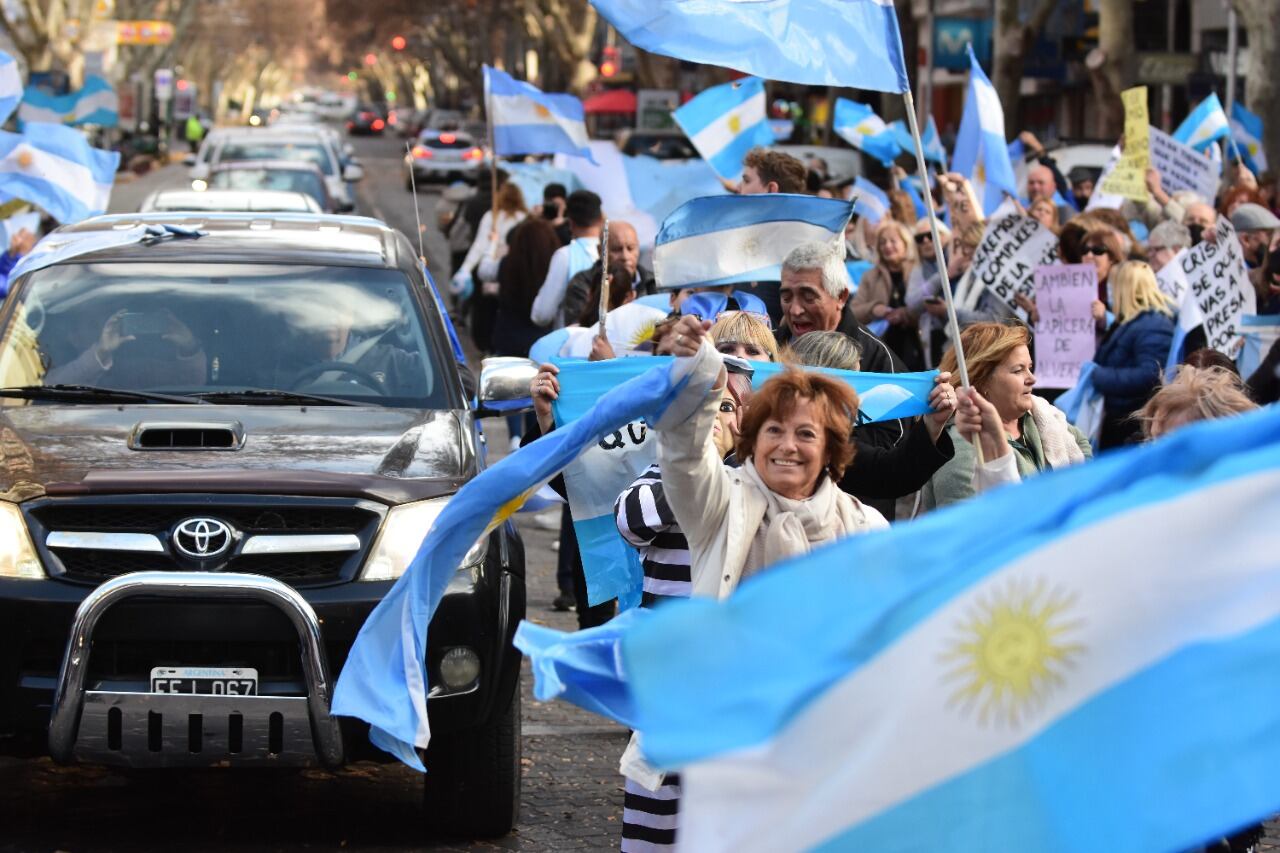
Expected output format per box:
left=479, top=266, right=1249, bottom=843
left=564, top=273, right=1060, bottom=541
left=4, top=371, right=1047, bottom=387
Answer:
left=139, top=189, right=323, bottom=214
left=619, top=129, right=698, bottom=161
left=207, top=160, right=338, bottom=213
left=347, top=106, right=385, bottom=136
left=0, top=212, right=531, bottom=837
left=188, top=129, right=363, bottom=212
left=403, top=129, right=487, bottom=189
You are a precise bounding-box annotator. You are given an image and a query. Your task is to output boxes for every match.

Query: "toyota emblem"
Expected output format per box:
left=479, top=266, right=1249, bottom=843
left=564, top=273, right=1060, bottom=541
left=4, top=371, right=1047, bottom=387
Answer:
left=172, top=517, right=234, bottom=559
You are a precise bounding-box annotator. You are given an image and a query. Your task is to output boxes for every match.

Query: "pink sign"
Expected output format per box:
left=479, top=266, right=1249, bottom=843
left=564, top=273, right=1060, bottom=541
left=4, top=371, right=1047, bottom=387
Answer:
left=1034, top=264, right=1098, bottom=389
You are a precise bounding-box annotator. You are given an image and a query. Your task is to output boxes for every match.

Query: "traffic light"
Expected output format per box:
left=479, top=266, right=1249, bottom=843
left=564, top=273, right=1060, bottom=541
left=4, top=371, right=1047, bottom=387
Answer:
left=347, top=71, right=358, bottom=81
left=391, top=35, right=406, bottom=51
left=176, top=79, right=189, bottom=92
left=364, top=52, right=377, bottom=66
left=600, top=45, right=619, bottom=78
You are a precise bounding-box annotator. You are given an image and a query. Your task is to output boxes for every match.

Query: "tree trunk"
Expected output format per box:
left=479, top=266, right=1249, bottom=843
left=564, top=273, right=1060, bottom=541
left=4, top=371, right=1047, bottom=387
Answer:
left=1234, top=0, right=1280, bottom=171
left=1090, top=0, right=1133, bottom=139
left=991, top=0, right=1024, bottom=137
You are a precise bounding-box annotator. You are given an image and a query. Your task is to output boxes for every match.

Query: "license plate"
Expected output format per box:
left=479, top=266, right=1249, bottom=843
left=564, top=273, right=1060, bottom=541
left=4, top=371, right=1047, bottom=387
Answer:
left=150, top=666, right=258, bottom=696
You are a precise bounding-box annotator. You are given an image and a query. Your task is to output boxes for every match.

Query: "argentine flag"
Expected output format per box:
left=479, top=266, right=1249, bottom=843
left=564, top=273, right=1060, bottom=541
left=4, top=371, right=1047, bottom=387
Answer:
left=674, top=77, right=774, bottom=181
left=19, top=75, right=119, bottom=128
left=951, top=45, right=1018, bottom=216
left=833, top=99, right=900, bottom=167
left=484, top=65, right=593, bottom=162
left=1173, top=93, right=1230, bottom=152
left=616, top=404, right=1280, bottom=852
left=590, top=0, right=910, bottom=93
left=1229, top=102, right=1268, bottom=174
left=652, top=193, right=853, bottom=289
left=852, top=176, right=890, bottom=224
left=0, top=51, right=21, bottom=125
left=890, top=115, right=946, bottom=165
left=0, top=123, right=119, bottom=224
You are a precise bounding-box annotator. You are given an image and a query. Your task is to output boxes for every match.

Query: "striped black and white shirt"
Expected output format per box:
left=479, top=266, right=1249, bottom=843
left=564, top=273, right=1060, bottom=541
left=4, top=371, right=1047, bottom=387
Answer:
left=614, top=464, right=691, bottom=606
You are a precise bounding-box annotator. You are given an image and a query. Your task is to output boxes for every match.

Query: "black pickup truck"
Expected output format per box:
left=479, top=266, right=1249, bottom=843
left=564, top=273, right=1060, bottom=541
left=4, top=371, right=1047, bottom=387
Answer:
left=0, top=214, right=533, bottom=837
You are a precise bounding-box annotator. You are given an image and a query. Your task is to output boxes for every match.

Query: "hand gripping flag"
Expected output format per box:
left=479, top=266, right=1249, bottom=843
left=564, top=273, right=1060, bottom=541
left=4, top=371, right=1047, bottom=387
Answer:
left=673, top=77, right=775, bottom=181
left=331, top=355, right=717, bottom=769
left=589, top=0, right=910, bottom=93
left=652, top=193, right=854, bottom=289
left=950, top=45, right=1018, bottom=216
left=833, top=99, right=900, bottom=167
left=484, top=65, right=594, bottom=162
left=0, top=123, right=119, bottom=224
left=525, top=403, right=1280, bottom=852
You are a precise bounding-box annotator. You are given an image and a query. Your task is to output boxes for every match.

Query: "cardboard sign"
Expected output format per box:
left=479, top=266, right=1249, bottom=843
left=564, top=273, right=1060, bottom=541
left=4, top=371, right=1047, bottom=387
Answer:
left=971, top=214, right=1060, bottom=310
left=1149, top=126, right=1220, bottom=204
left=1100, top=87, right=1151, bottom=201
left=1157, top=218, right=1256, bottom=354
left=1033, top=264, right=1098, bottom=389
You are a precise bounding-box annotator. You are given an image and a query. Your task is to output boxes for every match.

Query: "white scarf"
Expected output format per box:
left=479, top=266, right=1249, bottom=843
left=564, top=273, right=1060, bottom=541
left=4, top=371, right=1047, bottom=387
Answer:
left=1030, top=395, right=1086, bottom=469
left=741, top=459, right=865, bottom=567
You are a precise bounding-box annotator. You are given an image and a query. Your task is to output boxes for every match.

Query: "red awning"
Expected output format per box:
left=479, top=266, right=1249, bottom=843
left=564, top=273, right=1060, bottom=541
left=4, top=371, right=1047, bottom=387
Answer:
left=584, top=89, right=637, bottom=114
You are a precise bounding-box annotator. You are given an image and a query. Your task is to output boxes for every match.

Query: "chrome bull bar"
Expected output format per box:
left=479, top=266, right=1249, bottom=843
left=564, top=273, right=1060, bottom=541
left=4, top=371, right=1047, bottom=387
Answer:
left=48, top=572, right=345, bottom=768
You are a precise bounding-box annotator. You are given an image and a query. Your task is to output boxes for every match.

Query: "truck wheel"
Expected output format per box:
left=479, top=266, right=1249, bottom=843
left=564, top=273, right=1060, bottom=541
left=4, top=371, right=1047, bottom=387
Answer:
left=422, top=689, right=521, bottom=838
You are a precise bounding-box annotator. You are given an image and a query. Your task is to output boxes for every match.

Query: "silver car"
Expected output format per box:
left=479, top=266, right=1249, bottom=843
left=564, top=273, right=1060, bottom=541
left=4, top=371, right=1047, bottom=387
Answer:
left=403, top=130, right=487, bottom=190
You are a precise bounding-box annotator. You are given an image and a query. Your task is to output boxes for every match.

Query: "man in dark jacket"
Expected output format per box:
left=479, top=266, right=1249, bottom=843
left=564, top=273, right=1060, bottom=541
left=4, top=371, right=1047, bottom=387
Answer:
left=561, top=220, right=657, bottom=324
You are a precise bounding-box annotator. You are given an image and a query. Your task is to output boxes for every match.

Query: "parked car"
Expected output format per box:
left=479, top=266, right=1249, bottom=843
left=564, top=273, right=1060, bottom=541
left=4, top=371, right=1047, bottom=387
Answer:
left=0, top=212, right=530, bottom=837
left=139, top=189, right=323, bottom=213
left=347, top=106, right=385, bottom=136
left=404, top=129, right=487, bottom=189
left=207, top=160, right=337, bottom=213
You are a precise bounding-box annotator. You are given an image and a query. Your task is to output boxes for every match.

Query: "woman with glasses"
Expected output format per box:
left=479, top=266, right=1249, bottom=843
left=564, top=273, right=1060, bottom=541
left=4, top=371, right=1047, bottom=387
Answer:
left=851, top=220, right=925, bottom=369
left=1087, top=260, right=1176, bottom=449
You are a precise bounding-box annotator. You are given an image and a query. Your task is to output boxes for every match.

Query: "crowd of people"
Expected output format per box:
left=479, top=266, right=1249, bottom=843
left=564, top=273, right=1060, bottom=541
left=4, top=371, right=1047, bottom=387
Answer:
left=442, top=137, right=1278, bottom=852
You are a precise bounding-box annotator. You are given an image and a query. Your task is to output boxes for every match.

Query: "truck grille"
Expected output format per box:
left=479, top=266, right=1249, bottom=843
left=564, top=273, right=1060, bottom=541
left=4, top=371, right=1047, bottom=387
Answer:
left=25, top=496, right=385, bottom=588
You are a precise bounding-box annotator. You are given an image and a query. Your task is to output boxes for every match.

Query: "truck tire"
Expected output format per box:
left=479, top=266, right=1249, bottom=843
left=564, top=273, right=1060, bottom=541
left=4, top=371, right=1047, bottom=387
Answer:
left=422, top=689, right=521, bottom=838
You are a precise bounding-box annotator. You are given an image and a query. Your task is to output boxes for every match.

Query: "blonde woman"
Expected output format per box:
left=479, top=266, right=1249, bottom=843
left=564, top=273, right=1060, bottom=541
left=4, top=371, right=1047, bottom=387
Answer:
left=851, top=219, right=924, bottom=368
left=709, top=310, right=778, bottom=362
left=1090, top=261, right=1176, bottom=449
left=1139, top=365, right=1259, bottom=440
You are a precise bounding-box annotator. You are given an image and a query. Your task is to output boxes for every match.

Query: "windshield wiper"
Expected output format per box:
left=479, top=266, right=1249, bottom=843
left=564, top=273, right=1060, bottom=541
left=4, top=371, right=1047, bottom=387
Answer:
left=0, top=384, right=208, bottom=405
left=191, top=388, right=364, bottom=407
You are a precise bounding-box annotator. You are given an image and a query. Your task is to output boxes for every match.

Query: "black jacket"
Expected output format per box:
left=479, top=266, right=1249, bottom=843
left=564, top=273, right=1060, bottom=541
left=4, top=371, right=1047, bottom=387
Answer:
left=842, top=419, right=954, bottom=500
left=563, top=263, right=657, bottom=326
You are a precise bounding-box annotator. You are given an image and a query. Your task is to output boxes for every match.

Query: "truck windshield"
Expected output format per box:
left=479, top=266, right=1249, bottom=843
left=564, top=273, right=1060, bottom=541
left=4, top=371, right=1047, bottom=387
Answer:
left=0, top=263, right=452, bottom=409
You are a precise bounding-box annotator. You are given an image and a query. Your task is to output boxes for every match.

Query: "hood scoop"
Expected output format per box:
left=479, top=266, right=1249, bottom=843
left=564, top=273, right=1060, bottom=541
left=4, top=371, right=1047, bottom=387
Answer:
left=128, top=421, right=245, bottom=451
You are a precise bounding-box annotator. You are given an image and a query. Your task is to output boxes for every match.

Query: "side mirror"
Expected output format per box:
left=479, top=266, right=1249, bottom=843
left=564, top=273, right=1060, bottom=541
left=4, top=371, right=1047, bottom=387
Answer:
left=342, top=163, right=365, bottom=182
left=476, top=356, right=537, bottom=417
left=182, top=154, right=196, bottom=167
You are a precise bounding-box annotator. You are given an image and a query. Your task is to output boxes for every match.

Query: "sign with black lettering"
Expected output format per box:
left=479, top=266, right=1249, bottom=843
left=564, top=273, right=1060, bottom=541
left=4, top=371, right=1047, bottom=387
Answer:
left=1149, top=126, right=1220, bottom=205
left=970, top=214, right=1060, bottom=311
left=1033, top=264, right=1098, bottom=389
left=1157, top=218, right=1256, bottom=354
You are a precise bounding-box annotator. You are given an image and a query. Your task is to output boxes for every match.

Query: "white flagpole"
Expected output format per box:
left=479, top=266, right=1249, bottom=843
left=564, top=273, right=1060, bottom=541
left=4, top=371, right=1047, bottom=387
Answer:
left=902, top=90, right=972, bottom=390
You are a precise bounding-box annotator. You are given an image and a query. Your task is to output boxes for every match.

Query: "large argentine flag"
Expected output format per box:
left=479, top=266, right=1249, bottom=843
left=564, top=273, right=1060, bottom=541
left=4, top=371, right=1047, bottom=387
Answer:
left=19, top=75, right=119, bottom=127
left=484, top=65, right=593, bottom=162
left=653, top=193, right=853, bottom=289
left=1229, top=102, right=1268, bottom=174
left=832, top=99, right=899, bottom=167
left=590, top=0, right=910, bottom=94
left=0, top=51, right=21, bottom=125
left=0, top=124, right=118, bottom=224
left=618, top=405, right=1280, bottom=852
left=951, top=45, right=1017, bottom=216
left=332, top=355, right=709, bottom=769
left=674, top=77, right=774, bottom=181
left=1174, top=93, right=1230, bottom=152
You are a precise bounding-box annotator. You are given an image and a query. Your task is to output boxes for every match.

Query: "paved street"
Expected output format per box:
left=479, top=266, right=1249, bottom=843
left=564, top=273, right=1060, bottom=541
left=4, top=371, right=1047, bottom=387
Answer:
left=0, top=131, right=628, bottom=852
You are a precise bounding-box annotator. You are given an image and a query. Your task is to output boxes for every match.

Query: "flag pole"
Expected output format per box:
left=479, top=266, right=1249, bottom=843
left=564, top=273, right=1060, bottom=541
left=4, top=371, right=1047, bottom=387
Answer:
left=902, top=90, right=972, bottom=390
left=485, top=69, right=499, bottom=244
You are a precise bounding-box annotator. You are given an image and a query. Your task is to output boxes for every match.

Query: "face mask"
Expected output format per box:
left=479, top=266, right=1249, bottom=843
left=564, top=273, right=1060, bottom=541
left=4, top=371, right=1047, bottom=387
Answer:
left=1187, top=223, right=1205, bottom=246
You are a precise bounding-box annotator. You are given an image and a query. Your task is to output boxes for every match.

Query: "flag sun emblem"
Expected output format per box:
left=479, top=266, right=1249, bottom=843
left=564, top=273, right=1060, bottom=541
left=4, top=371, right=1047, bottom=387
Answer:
left=727, top=114, right=742, bottom=135
left=939, top=577, right=1084, bottom=727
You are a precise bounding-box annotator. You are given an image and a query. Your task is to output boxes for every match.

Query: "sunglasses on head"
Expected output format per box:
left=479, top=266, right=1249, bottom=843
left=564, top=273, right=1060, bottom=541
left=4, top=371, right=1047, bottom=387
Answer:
left=914, top=233, right=933, bottom=244
left=1085, top=245, right=1110, bottom=257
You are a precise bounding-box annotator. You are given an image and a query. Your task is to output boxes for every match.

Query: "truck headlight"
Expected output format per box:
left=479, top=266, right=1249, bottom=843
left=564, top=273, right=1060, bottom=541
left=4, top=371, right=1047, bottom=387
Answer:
left=358, top=497, right=488, bottom=582
left=0, top=502, right=43, bottom=579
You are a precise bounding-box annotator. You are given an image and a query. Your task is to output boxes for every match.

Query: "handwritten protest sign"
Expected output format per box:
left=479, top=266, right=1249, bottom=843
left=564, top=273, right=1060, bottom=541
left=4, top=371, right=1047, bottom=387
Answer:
left=970, top=215, right=1060, bottom=310
left=1100, top=87, right=1150, bottom=201
left=1156, top=218, right=1256, bottom=354
left=1149, top=126, right=1220, bottom=205
left=1033, top=264, right=1098, bottom=389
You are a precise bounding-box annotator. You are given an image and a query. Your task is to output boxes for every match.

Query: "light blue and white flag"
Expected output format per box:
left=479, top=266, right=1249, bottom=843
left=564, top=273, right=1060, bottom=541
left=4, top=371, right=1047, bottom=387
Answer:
left=1174, top=93, right=1231, bottom=152
left=332, top=355, right=715, bottom=769
left=0, top=123, right=118, bottom=224
left=652, top=193, right=853, bottom=289
left=1238, top=315, right=1280, bottom=379
left=1229, top=102, right=1268, bottom=174
left=1156, top=247, right=1207, bottom=379
left=19, top=75, right=119, bottom=127
left=673, top=77, right=774, bottom=181
left=951, top=45, right=1017, bottom=216
left=484, top=65, right=594, bottom=162
left=833, top=99, right=899, bottom=167
left=617, top=404, right=1280, bottom=852
left=589, top=0, right=910, bottom=93
left=852, top=176, right=889, bottom=224
left=889, top=115, right=946, bottom=165
left=0, top=51, right=21, bottom=126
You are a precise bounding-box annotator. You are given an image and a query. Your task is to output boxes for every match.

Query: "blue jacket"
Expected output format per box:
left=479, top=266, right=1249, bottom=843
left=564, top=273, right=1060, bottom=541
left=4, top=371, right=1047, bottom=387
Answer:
left=1091, top=309, right=1175, bottom=415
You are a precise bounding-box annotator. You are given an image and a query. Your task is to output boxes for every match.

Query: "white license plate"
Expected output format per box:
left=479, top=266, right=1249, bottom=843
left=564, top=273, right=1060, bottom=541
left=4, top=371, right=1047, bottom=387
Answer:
left=150, top=666, right=258, bottom=695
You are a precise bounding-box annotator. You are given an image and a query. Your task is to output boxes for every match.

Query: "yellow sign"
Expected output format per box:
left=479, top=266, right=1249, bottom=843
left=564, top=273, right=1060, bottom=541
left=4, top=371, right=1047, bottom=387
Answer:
left=117, top=20, right=173, bottom=46
left=1100, top=86, right=1151, bottom=202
